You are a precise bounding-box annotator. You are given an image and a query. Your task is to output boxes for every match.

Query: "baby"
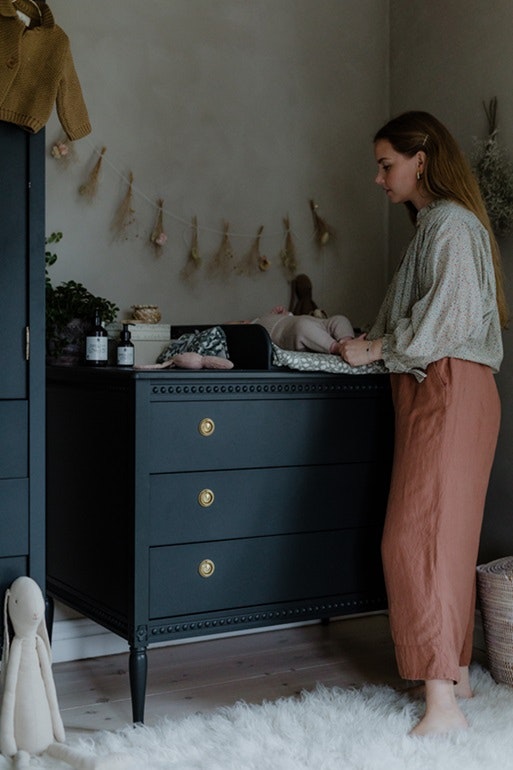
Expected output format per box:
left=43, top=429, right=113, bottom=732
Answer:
left=251, top=306, right=354, bottom=356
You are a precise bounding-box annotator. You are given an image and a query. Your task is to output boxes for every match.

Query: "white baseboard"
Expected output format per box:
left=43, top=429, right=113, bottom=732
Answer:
left=51, top=616, right=129, bottom=663
left=52, top=610, right=486, bottom=666
left=50, top=610, right=388, bottom=664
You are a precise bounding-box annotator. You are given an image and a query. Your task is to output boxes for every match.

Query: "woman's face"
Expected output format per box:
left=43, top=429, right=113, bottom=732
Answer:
left=374, top=139, right=427, bottom=210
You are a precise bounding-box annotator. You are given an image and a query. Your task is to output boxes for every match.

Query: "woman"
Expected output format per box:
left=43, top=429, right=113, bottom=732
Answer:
left=340, top=111, right=507, bottom=736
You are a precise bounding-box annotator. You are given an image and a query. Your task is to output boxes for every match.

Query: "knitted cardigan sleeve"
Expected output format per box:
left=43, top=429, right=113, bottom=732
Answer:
left=54, top=41, right=91, bottom=141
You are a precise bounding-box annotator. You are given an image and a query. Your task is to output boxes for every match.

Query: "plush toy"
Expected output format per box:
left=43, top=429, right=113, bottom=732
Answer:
left=135, top=352, right=234, bottom=370
left=0, top=577, right=127, bottom=769
left=289, top=273, right=326, bottom=317
left=0, top=576, right=65, bottom=759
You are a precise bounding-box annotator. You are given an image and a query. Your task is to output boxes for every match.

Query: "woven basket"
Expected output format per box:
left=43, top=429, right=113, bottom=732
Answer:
left=131, top=305, right=161, bottom=324
left=476, top=556, right=513, bottom=685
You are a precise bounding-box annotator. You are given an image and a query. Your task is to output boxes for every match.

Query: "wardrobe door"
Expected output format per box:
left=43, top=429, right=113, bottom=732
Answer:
left=0, top=121, right=45, bottom=596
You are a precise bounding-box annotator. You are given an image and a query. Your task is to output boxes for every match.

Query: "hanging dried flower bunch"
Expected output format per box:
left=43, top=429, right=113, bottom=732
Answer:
left=207, top=221, right=235, bottom=278
left=150, top=198, right=167, bottom=251
left=181, top=216, right=202, bottom=281
left=472, top=97, right=513, bottom=237
left=50, top=136, right=76, bottom=166
left=111, top=171, right=136, bottom=239
left=279, top=216, right=298, bottom=280
left=235, top=225, right=267, bottom=275
left=78, top=146, right=106, bottom=201
left=309, top=199, right=333, bottom=246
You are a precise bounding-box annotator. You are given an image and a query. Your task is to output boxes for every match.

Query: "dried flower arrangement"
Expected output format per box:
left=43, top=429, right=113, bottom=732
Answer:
left=79, top=147, right=106, bottom=201
left=181, top=216, right=202, bottom=281
left=111, top=171, right=136, bottom=238
left=235, top=225, right=267, bottom=275
left=150, top=198, right=167, bottom=250
left=309, top=199, right=333, bottom=246
left=472, top=98, right=513, bottom=237
left=279, top=215, right=297, bottom=280
left=207, top=221, right=235, bottom=278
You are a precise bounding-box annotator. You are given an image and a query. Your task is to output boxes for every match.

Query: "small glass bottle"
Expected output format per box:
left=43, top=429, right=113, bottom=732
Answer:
left=116, top=323, right=134, bottom=367
left=85, top=308, right=108, bottom=366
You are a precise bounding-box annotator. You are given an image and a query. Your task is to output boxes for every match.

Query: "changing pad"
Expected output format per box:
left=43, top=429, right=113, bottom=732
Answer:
left=271, top=344, right=388, bottom=375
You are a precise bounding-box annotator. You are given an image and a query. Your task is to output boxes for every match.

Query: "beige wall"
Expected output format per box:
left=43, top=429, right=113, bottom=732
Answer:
left=389, top=0, right=513, bottom=561
left=45, top=0, right=389, bottom=330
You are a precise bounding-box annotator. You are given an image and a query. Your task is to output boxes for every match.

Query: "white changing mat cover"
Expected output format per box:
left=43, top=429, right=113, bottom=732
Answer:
left=271, top=344, right=388, bottom=375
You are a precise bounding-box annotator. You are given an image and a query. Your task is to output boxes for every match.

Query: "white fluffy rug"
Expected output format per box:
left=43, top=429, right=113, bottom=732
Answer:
left=5, top=664, right=513, bottom=770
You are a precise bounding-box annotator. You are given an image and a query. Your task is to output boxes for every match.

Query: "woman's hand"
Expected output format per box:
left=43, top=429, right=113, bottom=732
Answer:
left=339, top=334, right=383, bottom=367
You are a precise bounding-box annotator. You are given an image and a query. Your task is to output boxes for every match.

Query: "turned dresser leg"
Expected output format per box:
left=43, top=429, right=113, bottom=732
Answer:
left=129, top=645, right=148, bottom=723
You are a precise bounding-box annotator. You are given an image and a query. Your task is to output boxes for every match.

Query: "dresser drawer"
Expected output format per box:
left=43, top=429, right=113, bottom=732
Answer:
left=149, top=528, right=384, bottom=618
left=149, top=462, right=388, bottom=545
left=0, top=479, right=28, bottom=557
left=149, top=397, right=388, bottom=472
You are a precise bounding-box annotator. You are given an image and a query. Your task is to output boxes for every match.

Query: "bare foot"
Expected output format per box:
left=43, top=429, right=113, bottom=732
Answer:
left=409, top=679, right=469, bottom=737
left=410, top=707, right=468, bottom=736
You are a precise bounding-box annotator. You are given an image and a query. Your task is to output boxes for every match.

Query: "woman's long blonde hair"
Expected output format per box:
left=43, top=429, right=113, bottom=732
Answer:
left=374, top=111, right=509, bottom=327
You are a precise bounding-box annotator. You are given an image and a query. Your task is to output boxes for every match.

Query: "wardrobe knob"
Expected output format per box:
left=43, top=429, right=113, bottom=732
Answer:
left=198, top=489, right=215, bottom=507
left=198, top=559, right=215, bottom=578
left=198, top=418, right=215, bottom=436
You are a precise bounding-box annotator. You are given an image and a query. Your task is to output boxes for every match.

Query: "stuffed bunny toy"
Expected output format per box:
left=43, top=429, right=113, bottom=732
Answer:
left=0, top=577, right=127, bottom=770
left=0, top=576, right=65, bottom=758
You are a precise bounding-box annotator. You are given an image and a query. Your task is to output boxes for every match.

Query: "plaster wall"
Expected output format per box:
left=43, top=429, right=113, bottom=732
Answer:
left=45, top=0, right=389, bottom=331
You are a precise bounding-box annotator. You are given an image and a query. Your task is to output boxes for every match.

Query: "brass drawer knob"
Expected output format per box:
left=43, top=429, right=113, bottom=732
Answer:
left=198, top=559, right=215, bottom=578
left=198, top=488, right=215, bottom=507
left=198, top=418, right=215, bottom=436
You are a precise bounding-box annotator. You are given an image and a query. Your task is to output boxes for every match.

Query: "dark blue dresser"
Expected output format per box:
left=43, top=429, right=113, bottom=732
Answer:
left=46, top=365, right=393, bottom=722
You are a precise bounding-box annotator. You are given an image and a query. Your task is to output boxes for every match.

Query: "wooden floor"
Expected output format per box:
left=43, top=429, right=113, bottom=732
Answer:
left=53, top=612, right=488, bottom=738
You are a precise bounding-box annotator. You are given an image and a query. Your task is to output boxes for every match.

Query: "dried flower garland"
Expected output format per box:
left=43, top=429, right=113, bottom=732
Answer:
left=309, top=199, right=333, bottom=246
left=472, top=98, right=513, bottom=237
left=181, top=216, right=202, bottom=281
left=111, top=171, right=136, bottom=239
left=79, top=146, right=106, bottom=201
left=235, top=225, right=267, bottom=275
left=51, top=136, right=76, bottom=166
left=150, top=198, right=167, bottom=251
left=279, top=216, right=297, bottom=279
left=207, top=221, right=235, bottom=278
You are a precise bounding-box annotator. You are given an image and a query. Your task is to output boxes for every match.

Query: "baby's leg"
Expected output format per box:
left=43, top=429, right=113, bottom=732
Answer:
left=326, top=315, right=354, bottom=341
left=277, top=316, right=335, bottom=353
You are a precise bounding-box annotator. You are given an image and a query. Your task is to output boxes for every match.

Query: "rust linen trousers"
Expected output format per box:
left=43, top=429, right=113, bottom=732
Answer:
left=381, top=357, right=500, bottom=683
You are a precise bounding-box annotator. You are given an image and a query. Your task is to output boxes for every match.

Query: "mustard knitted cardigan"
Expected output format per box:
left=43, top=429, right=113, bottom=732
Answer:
left=0, top=0, right=91, bottom=140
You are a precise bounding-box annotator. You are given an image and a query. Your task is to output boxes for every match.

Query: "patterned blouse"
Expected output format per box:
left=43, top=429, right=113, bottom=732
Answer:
left=368, top=199, right=503, bottom=381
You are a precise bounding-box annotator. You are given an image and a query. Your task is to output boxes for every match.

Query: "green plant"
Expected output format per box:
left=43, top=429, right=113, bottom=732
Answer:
left=46, top=232, right=119, bottom=359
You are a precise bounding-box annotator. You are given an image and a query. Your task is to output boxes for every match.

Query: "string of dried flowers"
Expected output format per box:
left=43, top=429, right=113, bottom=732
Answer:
left=180, top=216, right=202, bottom=281
left=111, top=171, right=136, bottom=239
left=50, top=136, right=76, bottom=166
left=78, top=146, right=106, bottom=201
left=207, top=221, right=235, bottom=278
left=235, top=225, right=268, bottom=275
left=309, top=199, right=333, bottom=246
left=279, top=216, right=298, bottom=280
left=472, top=97, right=513, bottom=237
left=150, top=198, right=167, bottom=251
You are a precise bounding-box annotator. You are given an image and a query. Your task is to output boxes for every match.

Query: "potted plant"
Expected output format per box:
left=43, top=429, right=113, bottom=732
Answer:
left=46, top=232, right=119, bottom=365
